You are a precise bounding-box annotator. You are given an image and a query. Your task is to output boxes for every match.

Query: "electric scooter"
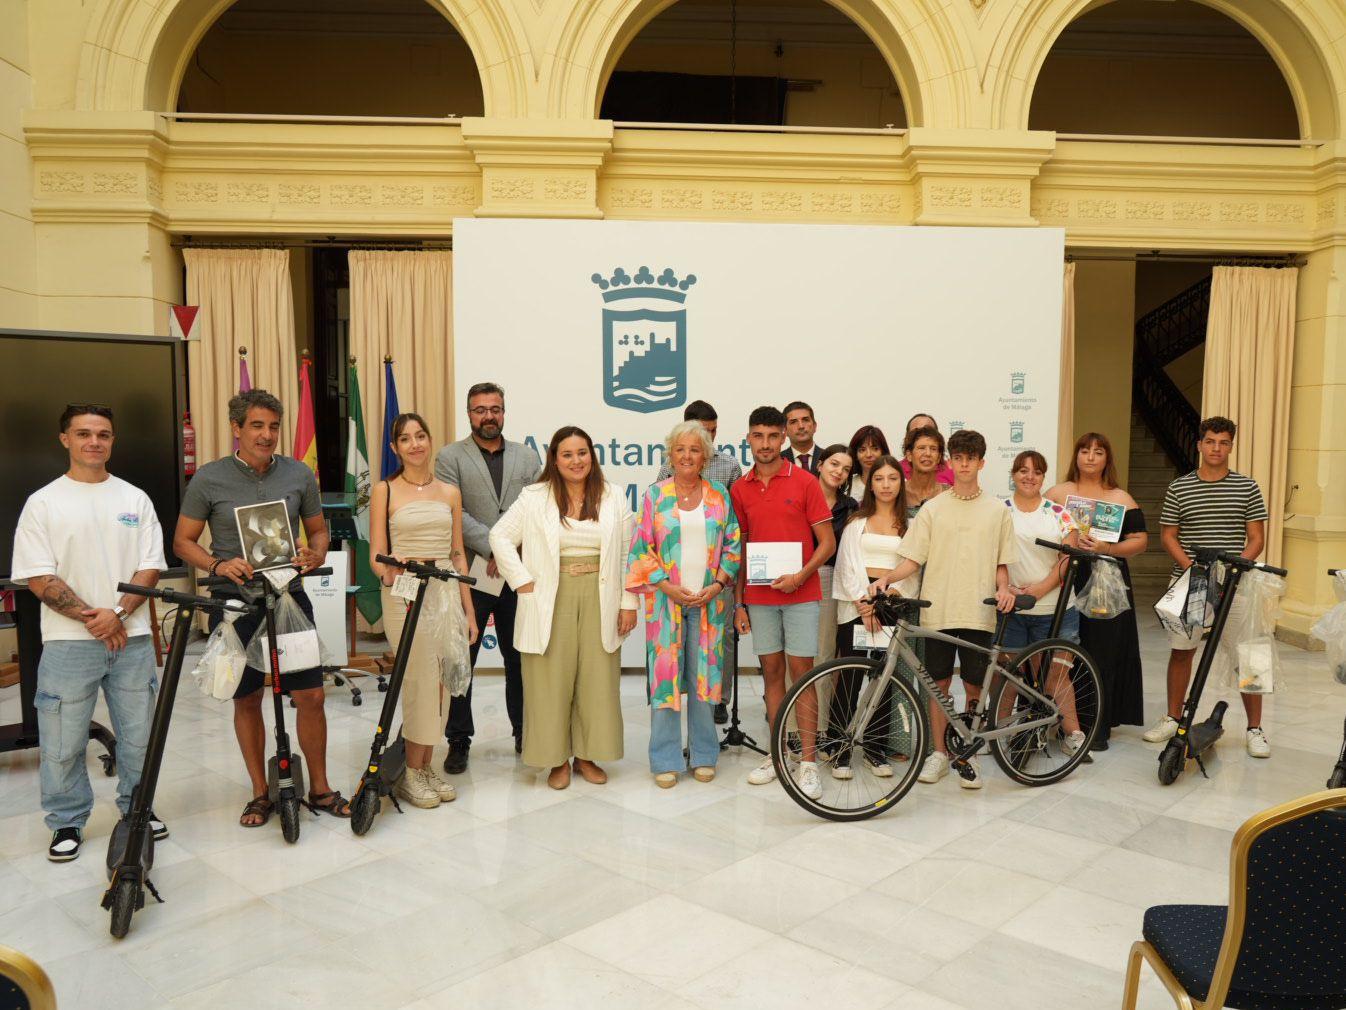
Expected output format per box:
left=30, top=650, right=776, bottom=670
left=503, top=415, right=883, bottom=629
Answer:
left=350, top=555, right=474, bottom=835
left=102, top=579, right=245, bottom=939
left=1327, top=568, right=1346, bottom=790
left=233, top=565, right=333, bottom=842
left=1157, top=548, right=1288, bottom=785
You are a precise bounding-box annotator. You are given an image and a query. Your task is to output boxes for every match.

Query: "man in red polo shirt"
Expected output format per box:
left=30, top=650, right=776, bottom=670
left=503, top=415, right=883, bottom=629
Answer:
left=731, top=406, right=835, bottom=798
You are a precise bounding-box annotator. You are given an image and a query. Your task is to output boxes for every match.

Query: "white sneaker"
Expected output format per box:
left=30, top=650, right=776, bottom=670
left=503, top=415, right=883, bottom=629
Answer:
left=831, top=763, right=854, bottom=781
left=1143, top=716, right=1180, bottom=743
left=1246, top=727, right=1271, bottom=758
left=863, top=754, right=894, bottom=778
left=957, top=757, right=983, bottom=790
left=1062, top=730, right=1087, bottom=755
left=798, top=761, right=823, bottom=800
left=747, top=758, right=777, bottom=786
left=424, top=766, right=457, bottom=802
left=918, top=752, right=950, bottom=784
left=395, top=767, right=441, bottom=809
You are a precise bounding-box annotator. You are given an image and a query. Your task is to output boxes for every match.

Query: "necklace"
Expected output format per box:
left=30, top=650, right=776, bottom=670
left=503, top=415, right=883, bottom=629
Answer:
left=950, top=487, right=982, bottom=501
left=674, top=481, right=701, bottom=507
left=401, top=472, right=433, bottom=491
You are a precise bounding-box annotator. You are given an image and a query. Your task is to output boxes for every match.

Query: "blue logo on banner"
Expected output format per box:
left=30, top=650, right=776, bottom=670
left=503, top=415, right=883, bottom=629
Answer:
left=1010, top=371, right=1026, bottom=395
left=1010, top=421, right=1025, bottom=444
left=592, top=266, right=695, bottom=414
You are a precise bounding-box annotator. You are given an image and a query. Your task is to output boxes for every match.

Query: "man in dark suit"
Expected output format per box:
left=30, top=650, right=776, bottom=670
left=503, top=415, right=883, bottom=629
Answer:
left=781, top=401, right=822, bottom=475
left=434, top=381, right=541, bottom=773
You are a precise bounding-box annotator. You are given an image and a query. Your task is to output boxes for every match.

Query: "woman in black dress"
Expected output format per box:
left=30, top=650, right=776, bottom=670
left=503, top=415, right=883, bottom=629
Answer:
left=1047, top=432, right=1149, bottom=750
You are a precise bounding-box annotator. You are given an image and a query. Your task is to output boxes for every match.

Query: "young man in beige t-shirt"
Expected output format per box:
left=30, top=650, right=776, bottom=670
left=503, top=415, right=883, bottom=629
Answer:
left=874, top=429, right=1017, bottom=790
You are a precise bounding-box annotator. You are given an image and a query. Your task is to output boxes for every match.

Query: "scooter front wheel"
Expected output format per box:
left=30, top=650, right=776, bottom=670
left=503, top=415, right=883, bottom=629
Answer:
left=1157, top=741, right=1186, bottom=785
left=108, top=877, right=139, bottom=939
left=350, top=782, right=380, bottom=836
left=279, top=796, right=301, bottom=843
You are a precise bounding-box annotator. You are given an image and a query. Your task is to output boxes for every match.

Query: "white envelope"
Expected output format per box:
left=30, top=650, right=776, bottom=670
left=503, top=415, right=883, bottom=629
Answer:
left=746, top=542, right=803, bottom=585
left=469, top=555, right=506, bottom=597
left=852, top=624, right=895, bottom=650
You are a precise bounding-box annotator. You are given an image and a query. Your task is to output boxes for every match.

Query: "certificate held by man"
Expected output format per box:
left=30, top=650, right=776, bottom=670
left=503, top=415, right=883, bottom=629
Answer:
left=746, top=542, right=804, bottom=586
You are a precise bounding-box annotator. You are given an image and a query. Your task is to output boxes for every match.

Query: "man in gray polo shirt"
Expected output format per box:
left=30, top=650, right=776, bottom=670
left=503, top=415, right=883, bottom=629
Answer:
left=173, top=389, right=349, bottom=827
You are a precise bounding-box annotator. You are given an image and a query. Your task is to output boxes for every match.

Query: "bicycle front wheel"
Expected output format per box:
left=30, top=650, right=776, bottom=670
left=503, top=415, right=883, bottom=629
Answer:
left=988, top=639, right=1102, bottom=786
left=771, top=658, right=928, bottom=821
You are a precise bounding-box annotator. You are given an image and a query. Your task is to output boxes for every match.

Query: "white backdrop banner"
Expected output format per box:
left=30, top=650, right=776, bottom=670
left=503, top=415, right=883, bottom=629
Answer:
left=454, top=219, right=1065, bottom=667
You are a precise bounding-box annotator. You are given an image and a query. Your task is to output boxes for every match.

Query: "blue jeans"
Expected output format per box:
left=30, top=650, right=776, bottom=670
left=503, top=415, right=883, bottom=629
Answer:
left=35, top=636, right=156, bottom=831
left=648, top=608, right=720, bottom=774
left=1002, top=608, right=1081, bottom=650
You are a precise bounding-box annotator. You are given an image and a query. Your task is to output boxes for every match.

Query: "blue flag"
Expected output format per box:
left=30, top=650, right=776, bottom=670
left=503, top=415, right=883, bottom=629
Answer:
left=381, top=358, right=401, bottom=479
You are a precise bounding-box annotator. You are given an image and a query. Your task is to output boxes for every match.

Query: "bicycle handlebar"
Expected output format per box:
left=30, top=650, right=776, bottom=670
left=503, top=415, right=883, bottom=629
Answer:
left=1033, top=537, right=1121, bottom=565
left=376, top=554, right=476, bottom=586
left=1193, top=548, right=1288, bottom=578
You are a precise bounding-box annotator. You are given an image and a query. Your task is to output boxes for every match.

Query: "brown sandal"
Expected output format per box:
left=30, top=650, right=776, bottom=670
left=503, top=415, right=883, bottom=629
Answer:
left=308, top=790, right=352, bottom=818
left=547, top=763, right=571, bottom=790
left=240, top=795, right=274, bottom=828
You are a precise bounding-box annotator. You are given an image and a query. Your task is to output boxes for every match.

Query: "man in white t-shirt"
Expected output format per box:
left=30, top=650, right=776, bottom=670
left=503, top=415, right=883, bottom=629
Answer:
left=11, top=405, right=167, bottom=862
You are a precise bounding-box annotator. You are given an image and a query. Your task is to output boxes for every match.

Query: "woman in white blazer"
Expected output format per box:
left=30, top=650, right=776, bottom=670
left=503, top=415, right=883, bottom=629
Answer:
left=830, top=455, right=921, bottom=777
left=489, top=426, right=637, bottom=789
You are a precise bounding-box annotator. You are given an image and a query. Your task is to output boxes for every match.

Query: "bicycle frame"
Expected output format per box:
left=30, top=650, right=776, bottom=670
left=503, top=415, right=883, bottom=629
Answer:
left=847, top=619, right=1061, bottom=752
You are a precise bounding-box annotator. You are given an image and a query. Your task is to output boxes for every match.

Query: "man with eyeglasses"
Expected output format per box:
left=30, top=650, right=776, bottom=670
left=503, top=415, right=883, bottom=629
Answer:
left=434, top=382, right=541, bottom=772
left=12, top=404, right=168, bottom=862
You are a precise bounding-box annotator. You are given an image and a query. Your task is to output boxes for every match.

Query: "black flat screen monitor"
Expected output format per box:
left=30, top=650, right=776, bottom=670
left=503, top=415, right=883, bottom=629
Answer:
left=0, top=329, right=185, bottom=578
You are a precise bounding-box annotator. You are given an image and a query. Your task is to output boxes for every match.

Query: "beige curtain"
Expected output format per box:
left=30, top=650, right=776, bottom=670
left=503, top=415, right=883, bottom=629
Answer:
left=1202, top=265, right=1298, bottom=567
left=184, top=249, right=298, bottom=465
left=1058, top=261, right=1077, bottom=480
left=348, top=251, right=455, bottom=478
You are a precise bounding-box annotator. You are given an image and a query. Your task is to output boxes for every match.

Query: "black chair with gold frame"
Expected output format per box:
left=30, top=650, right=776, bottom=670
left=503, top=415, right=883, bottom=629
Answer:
left=0, top=944, right=56, bottom=1010
left=1122, top=789, right=1346, bottom=1010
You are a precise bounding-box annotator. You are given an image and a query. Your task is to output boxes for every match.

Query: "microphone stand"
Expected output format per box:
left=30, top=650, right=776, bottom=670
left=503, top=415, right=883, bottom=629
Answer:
left=719, top=626, right=765, bottom=756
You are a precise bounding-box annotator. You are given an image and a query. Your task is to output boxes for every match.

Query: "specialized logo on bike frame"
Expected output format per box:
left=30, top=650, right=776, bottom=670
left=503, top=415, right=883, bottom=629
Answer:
left=592, top=266, right=696, bottom=414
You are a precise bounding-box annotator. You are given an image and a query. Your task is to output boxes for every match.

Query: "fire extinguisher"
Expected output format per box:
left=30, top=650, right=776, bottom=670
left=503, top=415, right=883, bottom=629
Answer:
left=183, top=411, right=197, bottom=478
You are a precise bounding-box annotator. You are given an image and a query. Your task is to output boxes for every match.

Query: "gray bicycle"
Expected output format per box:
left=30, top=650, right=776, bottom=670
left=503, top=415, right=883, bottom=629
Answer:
left=771, top=592, right=1104, bottom=821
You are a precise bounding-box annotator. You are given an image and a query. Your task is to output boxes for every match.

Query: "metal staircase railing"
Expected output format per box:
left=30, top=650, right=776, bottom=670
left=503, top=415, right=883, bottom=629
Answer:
left=1132, top=276, right=1208, bottom=474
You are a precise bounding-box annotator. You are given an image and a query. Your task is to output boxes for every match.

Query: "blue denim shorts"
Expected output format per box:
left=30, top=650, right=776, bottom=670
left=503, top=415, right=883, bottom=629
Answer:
left=1002, top=608, right=1080, bottom=651
left=748, top=601, right=821, bottom=658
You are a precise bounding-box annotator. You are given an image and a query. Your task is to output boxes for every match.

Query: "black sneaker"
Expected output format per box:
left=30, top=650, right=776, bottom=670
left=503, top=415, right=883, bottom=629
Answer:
left=48, top=827, right=82, bottom=862
left=443, top=740, right=470, bottom=775
left=713, top=703, right=728, bottom=725
left=148, top=810, right=169, bottom=841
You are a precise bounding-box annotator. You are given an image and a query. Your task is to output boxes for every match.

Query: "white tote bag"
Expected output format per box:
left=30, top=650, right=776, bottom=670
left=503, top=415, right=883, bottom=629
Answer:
left=1154, top=568, right=1192, bottom=636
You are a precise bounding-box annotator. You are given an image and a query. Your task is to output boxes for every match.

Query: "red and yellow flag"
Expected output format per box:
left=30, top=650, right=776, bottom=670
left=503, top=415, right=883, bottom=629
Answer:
left=294, top=354, right=319, bottom=478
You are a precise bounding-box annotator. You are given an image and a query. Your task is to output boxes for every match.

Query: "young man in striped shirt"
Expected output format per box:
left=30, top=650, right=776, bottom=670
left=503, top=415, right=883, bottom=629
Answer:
left=1146, top=416, right=1270, bottom=757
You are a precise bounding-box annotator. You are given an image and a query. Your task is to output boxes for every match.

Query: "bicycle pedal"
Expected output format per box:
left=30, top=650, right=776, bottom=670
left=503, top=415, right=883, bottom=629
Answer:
left=952, top=760, right=977, bottom=781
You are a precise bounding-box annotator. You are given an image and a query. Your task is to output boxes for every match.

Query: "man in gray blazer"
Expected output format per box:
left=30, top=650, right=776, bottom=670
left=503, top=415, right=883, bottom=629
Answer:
left=434, top=381, right=541, bottom=774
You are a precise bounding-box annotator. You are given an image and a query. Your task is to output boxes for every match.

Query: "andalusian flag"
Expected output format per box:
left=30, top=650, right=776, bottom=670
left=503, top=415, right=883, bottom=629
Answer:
left=294, top=355, right=319, bottom=477
left=345, top=361, right=381, bottom=624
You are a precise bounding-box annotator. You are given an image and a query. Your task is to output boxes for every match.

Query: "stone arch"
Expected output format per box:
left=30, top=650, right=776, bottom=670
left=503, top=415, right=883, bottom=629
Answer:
left=548, top=0, right=970, bottom=125
left=76, top=0, right=527, bottom=117
left=992, top=0, right=1345, bottom=138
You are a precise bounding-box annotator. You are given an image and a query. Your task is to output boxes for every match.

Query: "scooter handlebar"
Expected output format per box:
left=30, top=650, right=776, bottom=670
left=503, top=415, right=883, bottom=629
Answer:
left=116, top=582, right=247, bottom=612
left=1330, top=569, right=1342, bottom=577
left=1032, top=537, right=1121, bottom=564
left=375, top=554, right=476, bottom=586
left=199, top=565, right=333, bottom=590
left=1193, top=548, right=1288, bottom=578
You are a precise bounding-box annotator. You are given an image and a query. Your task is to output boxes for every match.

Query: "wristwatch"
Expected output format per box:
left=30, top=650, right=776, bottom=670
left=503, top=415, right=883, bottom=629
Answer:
left=113, top=605, right=128, bottom=622
left=734, top=603, right=748, bottom=612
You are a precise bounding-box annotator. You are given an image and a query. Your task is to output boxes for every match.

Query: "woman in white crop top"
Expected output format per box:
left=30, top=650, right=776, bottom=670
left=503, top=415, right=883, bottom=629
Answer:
left=829, top=456, right=921, bottom=776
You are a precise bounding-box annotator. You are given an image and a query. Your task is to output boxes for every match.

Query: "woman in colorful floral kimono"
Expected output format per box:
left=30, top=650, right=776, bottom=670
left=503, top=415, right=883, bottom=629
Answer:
left=627, top=421, right=742, bottom=788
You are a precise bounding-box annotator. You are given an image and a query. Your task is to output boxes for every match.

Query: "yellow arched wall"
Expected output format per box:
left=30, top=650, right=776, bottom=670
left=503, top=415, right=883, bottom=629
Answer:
left=991, top=0, right=1345, bottom=137
left=76, top=0, right=529, bottom=118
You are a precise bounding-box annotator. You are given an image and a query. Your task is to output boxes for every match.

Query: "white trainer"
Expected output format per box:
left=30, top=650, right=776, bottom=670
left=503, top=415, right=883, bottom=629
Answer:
left=1143, top=715, right=1180, bottom=743
left=918, top=751, right=950, bottom=784
left=1246, top=727, right=1271, bottom=758
left=424, top=766, right=457, bottom=802
left=831, top=763, right=854, bottom=780
left=957, top=757, right=983, bottom=790
left=798, top=761, right=823, bottom=800
left=395, top=767, right=441, bottom=809
left=1063, top=730, right=1087, bottom=755
left=747, top=758, right=777, bottom=786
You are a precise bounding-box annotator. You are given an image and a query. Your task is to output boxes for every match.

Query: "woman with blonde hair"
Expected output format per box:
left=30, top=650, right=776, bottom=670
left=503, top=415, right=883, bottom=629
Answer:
left=627, top=421, right=741, bottom=787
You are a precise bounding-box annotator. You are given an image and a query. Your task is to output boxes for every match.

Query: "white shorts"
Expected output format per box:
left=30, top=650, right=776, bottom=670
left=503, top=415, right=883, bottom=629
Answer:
left=1168, top=586, right=1248, bottom=652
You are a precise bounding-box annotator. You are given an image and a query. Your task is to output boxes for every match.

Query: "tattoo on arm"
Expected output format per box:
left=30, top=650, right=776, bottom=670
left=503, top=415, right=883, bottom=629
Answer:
left=35, top=577, right=92, bottom=621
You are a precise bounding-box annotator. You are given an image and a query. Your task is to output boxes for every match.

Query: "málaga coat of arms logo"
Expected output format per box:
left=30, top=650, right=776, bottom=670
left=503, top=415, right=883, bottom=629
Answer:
left=592, top=266, right=695, bottom=414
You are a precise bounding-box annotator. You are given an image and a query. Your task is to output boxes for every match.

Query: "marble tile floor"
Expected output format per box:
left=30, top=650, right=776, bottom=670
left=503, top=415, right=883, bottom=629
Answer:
left=1, top=612, right=1343, bottom=1010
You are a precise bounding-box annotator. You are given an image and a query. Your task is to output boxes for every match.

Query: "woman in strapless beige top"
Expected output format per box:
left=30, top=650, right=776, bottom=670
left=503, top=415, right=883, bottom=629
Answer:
left=371, top=413, right=476, bottom=809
